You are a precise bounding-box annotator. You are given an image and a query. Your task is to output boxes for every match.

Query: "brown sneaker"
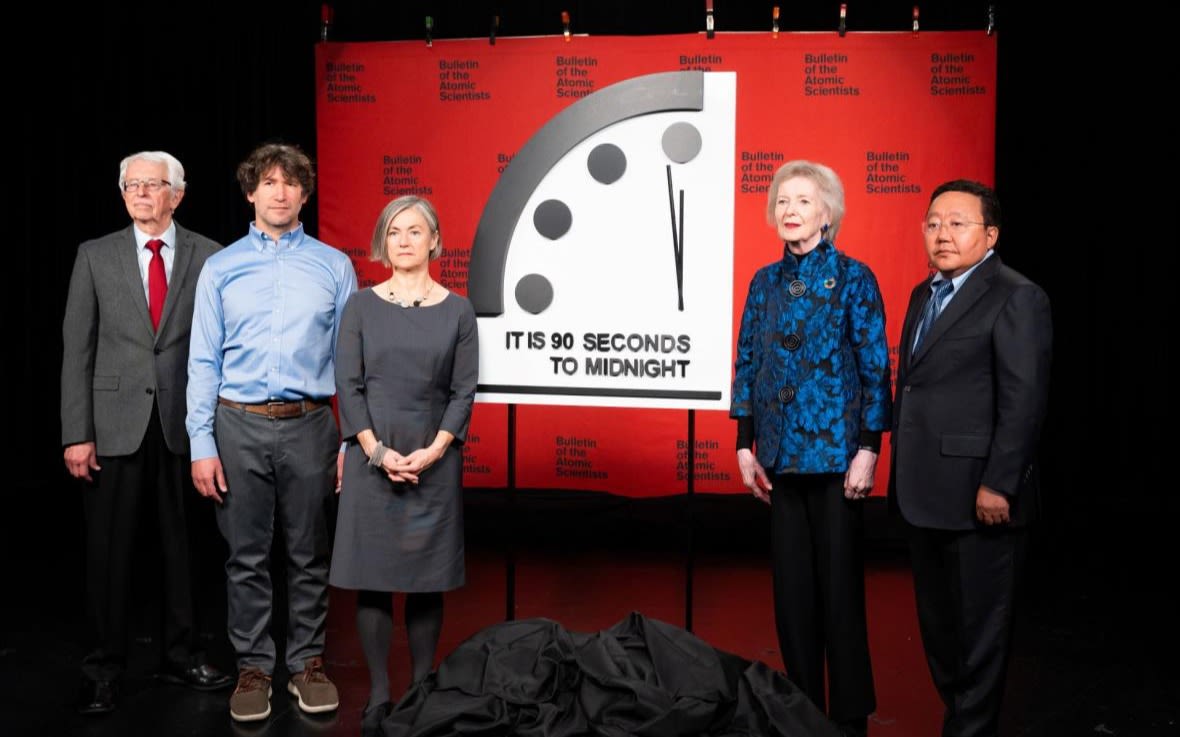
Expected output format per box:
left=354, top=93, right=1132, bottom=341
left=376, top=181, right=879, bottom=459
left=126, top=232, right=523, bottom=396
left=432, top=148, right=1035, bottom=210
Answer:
left=229, top=668, right=272, bottom=722
left=286, top=656, right=339, bottom=714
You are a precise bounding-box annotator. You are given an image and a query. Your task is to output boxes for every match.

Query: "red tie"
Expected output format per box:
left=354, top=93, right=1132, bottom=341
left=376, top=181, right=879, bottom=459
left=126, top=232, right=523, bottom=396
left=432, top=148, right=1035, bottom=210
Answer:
left=145, top=239, right=168, bottom=331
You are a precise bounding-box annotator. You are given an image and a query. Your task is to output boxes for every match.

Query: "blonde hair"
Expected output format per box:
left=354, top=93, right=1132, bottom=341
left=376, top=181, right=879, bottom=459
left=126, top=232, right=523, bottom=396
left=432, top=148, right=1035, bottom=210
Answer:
left=765, top=160, right=845, bottom=241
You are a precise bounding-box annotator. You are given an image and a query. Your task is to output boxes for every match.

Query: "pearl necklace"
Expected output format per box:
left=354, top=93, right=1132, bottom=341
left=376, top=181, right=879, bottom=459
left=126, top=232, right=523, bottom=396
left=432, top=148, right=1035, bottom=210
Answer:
left=388, top=279, right=433, bottom=308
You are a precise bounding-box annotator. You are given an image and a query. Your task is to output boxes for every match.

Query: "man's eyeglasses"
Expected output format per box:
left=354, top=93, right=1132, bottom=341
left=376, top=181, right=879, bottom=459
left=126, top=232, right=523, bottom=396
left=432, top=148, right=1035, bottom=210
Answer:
left=123, top=178, right=171, bottom=193
left=922, top=219, right=987, bottom=236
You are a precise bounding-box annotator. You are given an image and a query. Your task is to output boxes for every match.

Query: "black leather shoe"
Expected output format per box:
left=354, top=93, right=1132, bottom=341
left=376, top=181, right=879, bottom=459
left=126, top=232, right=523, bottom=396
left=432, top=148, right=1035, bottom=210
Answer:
left=77, top=678, right=118, bottom=715
left=157, top=661, right=235, bottom=691
left=361, top=701, right=392, bottom=737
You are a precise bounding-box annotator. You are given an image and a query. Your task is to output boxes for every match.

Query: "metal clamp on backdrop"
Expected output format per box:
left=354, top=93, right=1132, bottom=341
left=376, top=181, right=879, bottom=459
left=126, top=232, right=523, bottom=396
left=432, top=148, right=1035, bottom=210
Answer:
left=912, top=5, right=920, bottom=35
left=838, top=3, right=848, bottom=37
left=425, top=15, right=433, bottom=47
left=562, top=11, right=571, bottom=42
left=986, top=4, right=996, bottom=35
left=490, top=14, right=500, bottom=45
left=772, top=6, right=780, bottom=38
left=705, top=0, right=715, bottom=40
left=320, top=3, right=333, bottom=42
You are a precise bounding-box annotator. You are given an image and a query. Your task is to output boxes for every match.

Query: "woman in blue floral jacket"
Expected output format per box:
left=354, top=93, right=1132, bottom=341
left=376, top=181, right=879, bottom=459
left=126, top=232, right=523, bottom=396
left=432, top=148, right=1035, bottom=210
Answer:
left=731, top=160, right=891, bottom=737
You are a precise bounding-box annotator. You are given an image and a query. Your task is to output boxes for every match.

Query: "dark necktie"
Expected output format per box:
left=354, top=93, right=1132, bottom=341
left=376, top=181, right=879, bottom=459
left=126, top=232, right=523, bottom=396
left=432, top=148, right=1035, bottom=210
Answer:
left=145, top=239, right=167, bottom=331
left=912, top=279, right=954, bottom=355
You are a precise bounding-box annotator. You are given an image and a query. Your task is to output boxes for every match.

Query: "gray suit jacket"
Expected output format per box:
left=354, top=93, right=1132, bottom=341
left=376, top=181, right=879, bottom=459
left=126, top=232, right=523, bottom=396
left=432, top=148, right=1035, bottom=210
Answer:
left=61, top=224, right=221, bottom=457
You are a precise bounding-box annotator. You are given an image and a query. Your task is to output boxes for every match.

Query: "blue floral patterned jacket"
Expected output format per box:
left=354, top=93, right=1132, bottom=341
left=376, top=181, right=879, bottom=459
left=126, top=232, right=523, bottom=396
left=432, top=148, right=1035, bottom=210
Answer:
left=731, top=241, right=892, bottom=474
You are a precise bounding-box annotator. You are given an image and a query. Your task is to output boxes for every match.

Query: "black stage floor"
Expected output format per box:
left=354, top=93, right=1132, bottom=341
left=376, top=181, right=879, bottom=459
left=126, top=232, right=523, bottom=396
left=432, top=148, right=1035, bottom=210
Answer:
left=3, top=493, right=1176, bottom=737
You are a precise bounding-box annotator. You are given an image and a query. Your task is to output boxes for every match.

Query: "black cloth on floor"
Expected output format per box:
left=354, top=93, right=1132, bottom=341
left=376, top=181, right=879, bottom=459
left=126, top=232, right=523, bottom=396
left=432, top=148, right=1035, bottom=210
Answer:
left=383, top=612, right=840, bottom=737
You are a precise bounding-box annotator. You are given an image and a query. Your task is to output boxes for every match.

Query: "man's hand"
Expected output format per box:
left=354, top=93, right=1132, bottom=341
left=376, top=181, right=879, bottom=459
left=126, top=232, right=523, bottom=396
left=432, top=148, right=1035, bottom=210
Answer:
left=64, top=442, right=100, bottom=482
left=976, top=485, right=1010, bottom=525
left=192, top=457, right=228, bottom=504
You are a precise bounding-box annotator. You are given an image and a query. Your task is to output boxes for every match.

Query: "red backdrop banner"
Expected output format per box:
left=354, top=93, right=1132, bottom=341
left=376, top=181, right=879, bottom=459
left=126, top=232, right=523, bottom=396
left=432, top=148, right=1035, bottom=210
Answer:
left=315, top=32, right=996, bottom=497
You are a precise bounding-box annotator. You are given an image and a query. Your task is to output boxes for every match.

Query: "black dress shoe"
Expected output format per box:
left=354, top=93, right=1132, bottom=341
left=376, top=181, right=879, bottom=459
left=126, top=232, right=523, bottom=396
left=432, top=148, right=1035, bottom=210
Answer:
left=361, top=701, right=392, bottom=737
left=78, top=678, right=118, bottom=715
left=157, top=661, right=235, bottom=691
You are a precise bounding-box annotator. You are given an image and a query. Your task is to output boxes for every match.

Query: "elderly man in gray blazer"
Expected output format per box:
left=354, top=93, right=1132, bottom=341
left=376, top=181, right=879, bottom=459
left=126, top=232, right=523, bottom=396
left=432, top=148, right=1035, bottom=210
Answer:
left=61, top=151, right=232, bottom=714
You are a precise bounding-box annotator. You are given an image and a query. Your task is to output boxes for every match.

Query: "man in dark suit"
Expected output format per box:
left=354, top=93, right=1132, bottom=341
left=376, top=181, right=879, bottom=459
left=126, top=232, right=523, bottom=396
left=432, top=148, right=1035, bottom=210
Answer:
left=61, top=151, right=233, bottom=714
left=889, top=179, right=1052, bottom=737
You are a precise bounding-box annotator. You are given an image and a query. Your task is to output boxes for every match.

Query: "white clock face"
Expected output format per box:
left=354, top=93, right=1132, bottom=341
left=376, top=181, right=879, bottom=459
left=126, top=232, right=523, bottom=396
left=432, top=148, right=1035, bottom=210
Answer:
left=472, top=71, right=736, bottom=409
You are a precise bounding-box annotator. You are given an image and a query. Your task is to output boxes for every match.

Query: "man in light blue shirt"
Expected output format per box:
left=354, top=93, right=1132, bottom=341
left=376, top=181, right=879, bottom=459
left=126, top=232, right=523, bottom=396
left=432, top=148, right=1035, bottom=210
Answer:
left=187, top=143, right=356, bottom=723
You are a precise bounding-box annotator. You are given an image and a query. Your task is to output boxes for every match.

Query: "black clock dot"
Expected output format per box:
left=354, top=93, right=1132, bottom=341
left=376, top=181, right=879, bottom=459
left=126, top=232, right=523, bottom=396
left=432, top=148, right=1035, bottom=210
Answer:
left=533, top=199, right=572, bottom=240
left=587, top=143, right=626, bottom=184
left=515, top=274, right=554, bottom=314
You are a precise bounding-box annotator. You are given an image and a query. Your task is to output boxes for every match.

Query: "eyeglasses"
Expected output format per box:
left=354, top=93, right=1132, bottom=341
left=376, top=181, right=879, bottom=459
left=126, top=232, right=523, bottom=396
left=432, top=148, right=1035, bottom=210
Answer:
left=122, top=178, right=171, bottom=193
left=922, top=218, right=987, bottom=235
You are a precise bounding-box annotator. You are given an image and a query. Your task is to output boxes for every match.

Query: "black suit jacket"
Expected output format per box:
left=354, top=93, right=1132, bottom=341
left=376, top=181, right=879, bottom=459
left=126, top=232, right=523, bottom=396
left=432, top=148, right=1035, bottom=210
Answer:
left=888, top=254, right=1052, bottom=530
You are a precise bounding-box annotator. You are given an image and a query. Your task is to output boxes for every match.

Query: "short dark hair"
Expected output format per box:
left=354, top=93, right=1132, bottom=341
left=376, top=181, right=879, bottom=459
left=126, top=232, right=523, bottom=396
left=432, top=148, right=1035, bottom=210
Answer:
left=929, top=179, right=1001, bottom=228
left=236, top=143, right=315, bottom=198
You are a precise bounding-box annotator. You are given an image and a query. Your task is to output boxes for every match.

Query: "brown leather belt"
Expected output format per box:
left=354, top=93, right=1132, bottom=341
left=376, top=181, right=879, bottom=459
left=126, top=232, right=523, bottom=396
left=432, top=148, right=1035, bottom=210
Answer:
left=217, top=397, right=330, bottom=419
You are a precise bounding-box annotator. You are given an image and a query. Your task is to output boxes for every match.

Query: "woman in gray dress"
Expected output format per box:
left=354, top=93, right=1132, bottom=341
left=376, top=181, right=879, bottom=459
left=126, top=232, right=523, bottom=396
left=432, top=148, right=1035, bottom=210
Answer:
left=330, top=195, right=478, bottom=734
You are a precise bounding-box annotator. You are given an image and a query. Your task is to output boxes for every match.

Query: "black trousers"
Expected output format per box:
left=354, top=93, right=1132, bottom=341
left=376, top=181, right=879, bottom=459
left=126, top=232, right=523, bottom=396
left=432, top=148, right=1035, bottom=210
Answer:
left=907, top=524, right=1026, bottom=737
left=770, top=473, right=875, bottom=721
left=82, top=408, right=194, bottom=680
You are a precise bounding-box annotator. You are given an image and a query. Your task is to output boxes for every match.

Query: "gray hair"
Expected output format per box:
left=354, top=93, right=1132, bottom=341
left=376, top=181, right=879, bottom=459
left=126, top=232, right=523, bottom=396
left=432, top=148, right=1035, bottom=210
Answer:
left=765, top=160, right=845, bottom=241
left=370, top=195, right=443, bottom=265
left=118, top=151, right=186, bottom=191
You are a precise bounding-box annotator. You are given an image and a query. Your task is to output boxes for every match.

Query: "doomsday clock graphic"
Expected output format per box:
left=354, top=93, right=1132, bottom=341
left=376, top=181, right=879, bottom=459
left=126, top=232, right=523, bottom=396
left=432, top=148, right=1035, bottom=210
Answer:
left=470, top=71, right=735, bottom=409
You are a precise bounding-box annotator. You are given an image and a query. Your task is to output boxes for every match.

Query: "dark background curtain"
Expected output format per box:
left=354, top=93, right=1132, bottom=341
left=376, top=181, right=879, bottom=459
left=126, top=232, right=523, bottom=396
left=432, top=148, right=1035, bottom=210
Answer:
left=8, top=1, right=1169, bottom=649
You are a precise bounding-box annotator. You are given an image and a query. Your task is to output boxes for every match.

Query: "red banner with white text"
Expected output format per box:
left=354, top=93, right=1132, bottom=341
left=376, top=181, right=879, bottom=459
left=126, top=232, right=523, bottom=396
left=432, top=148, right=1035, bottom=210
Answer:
left=315, top=32, right=996, bottom=497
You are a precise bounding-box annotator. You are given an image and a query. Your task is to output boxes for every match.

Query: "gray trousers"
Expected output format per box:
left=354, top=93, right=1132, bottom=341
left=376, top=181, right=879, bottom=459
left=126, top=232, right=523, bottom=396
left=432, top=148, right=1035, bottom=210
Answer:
left=213, top=403, right=337, bottom=674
